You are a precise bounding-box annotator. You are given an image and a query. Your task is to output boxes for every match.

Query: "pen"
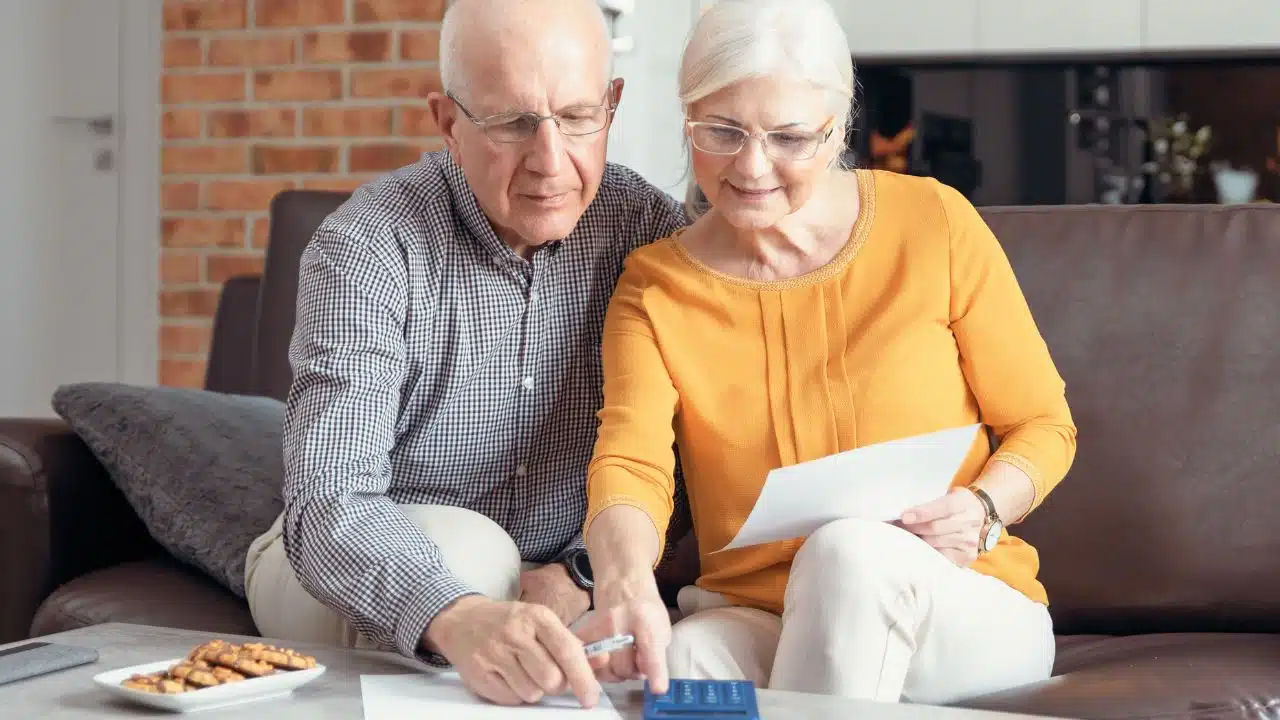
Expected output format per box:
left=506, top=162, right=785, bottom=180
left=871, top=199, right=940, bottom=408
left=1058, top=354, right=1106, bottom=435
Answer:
left=583, top=633, right=635, bottom=657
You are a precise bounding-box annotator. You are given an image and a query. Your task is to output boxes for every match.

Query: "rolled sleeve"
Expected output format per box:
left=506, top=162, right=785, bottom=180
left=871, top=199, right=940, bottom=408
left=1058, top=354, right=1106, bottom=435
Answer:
left=282, top=232, right=479, bottom=662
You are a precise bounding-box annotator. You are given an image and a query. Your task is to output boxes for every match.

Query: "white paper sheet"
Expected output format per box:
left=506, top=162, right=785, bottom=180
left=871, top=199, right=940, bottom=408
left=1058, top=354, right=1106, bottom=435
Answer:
left=360, top=673, right=623, bottom=719
left=716, top=424, right=982, bottom=552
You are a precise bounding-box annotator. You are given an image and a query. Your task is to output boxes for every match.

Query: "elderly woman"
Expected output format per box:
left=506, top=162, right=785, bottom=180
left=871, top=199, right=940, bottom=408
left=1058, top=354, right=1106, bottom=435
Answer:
left=579, top=0, right=1076, bottom=706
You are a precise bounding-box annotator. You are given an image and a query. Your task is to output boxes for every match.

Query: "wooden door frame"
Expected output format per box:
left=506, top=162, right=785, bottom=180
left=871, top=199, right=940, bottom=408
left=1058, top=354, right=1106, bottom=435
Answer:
left=117, top=0, right=161, bottom=385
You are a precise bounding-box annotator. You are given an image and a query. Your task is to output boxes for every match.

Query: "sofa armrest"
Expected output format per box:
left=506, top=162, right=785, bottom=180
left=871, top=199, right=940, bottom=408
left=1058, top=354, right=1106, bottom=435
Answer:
left=0, top=419, right=158, bottom=643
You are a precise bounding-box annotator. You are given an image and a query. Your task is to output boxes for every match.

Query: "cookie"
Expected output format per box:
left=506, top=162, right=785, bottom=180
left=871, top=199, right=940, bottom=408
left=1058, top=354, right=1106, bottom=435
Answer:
left=188, top=639, right=236, bottom=663
left=166, top=658, right=244, bottom=688
left=242, top=642, right=317, bottom=670
left=209, top=649, right=276, bottom=678
left=121, top=672, right=187, bottom=694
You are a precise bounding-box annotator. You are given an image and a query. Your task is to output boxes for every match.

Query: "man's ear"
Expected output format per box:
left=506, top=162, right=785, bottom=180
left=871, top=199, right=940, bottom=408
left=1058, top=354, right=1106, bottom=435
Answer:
left=426, top=92, right=460, bottom=153
left=610, top=77, right=625, bottom=107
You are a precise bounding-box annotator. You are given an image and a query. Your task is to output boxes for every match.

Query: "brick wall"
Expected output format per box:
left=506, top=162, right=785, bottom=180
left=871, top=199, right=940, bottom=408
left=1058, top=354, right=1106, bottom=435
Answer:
left=160, top=0, right=444, bottom=386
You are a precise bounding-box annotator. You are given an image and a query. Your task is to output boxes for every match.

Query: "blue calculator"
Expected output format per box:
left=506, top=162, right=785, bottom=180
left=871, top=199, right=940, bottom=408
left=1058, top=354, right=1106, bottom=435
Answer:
left=642, top=678, right=760, bottom=719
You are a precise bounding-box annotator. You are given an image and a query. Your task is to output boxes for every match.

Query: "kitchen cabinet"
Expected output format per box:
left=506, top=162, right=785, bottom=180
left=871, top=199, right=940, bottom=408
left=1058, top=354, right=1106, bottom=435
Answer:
left=1144, top=0, right=1280, bottom=52
left=977, top=0, right=1143, bottom=54
left=836, top=1, right=979, bottom=59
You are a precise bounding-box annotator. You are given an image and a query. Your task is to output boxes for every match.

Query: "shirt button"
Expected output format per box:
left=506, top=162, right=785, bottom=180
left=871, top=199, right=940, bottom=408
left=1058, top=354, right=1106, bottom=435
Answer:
left=529, top=291, right=539, bottom=303
left=515, top=464, right=528, bottom=477
left=521, top=376, right=535, bottom=391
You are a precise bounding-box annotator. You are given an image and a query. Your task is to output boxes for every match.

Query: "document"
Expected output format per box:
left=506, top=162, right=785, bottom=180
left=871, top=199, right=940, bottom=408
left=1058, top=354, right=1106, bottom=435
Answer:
left=717, top=423, right=982, bottom=552
left=360, top=673, right=623, bottom=719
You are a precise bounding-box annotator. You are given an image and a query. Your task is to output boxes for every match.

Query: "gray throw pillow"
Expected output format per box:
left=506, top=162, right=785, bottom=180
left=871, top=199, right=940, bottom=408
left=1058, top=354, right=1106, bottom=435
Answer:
left=51, top=382, right=285, bottom=599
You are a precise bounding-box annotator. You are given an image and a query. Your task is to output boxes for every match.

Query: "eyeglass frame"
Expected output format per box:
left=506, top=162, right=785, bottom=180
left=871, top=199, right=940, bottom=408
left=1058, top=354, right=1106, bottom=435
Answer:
left=684, top=117, right=837, bottom=161
left=446, top=85, right=619, bottom=144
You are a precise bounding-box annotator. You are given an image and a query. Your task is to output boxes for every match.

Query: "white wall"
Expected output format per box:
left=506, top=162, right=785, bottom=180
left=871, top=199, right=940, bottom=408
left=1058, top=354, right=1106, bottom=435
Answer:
left=605, top=0, right=702, bottom=197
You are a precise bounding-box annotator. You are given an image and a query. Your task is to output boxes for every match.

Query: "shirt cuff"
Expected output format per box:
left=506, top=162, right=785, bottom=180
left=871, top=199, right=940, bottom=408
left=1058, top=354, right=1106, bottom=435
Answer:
left=393, top=575, right=480, bottom=668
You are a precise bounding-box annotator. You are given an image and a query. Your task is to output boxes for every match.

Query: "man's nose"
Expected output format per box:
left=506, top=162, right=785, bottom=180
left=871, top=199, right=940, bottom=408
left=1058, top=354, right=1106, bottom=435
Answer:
left=524, top=119, right=564, bottom=176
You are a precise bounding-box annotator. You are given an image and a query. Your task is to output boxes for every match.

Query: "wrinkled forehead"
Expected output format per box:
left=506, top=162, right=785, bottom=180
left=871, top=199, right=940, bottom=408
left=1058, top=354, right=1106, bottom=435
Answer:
left=457, top=23, right=611, bottom=115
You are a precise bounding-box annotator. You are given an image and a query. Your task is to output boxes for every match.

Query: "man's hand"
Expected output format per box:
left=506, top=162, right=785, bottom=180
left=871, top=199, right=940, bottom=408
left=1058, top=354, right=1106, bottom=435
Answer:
left=425, top=595, right=602, bottom=707
left=519, top=563, right=591, bottom=628
left=899, top=487, right=987, bottom=566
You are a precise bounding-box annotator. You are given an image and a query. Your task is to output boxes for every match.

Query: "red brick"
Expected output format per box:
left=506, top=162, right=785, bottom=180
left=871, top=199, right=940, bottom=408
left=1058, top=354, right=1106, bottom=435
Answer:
left=303, top=31, right=392, bottom=63
left=252, top=217, right=271, bottom=248
left=159, top=289, right=222, bottom=318
left=163, top=145, right=248, bottom=174
left=162, top=217, right=245, bottom=248
left=400, top=29, right=440, bottom=61
left=159, top=358, right=208, bottom=388
left=160, top=252, right=203, bottom=285
left=206, top=253, right=266, bottom=283
left=304, top=107, right=393, bottom=137
left=303, top=176, right=376, bottom=192
left=161, top=323, right=213, bottom=355
left=396, top=106, right=438, bottom=136
left=204, top=179, right=295, bottom=211
left=163, top=110, right=202, bottom=139
left=354, top=0, right=445, bottom=22
left=163, top=0, right=246, bottom=30
left=208, top=109, right=296, bottom=138
left=208, top=35, right=296, bottom=66
left=251, top=145, right=340, bottom=174
left=163, top=73, right=246, bottom=104
left=254, top=70, right=342, bottom=101
left=256, top=0, right=345, bottom=26
left=349, top=143, right=428, bottom=172
left=351, top=68, right=441, bottom=98
left=164, top=38, right=204, bottom=67
left=163, top=182, right=201, bottom=210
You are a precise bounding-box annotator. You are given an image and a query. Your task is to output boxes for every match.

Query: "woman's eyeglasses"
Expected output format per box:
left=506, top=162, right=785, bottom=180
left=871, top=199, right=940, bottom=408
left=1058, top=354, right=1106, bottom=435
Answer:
left=686, top=120, right=834, bottom=161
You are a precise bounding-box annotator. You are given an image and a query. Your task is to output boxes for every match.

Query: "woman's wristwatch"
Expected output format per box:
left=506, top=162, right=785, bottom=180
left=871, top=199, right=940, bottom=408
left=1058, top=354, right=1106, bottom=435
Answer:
left=967, top=486, right=1004, bottom=554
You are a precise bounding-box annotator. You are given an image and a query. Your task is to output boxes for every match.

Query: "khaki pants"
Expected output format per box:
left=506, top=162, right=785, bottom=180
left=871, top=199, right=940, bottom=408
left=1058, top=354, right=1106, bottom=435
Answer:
left=244, top=504, right=529, bottom=650
left=667, top=518, right=1055, bottom=705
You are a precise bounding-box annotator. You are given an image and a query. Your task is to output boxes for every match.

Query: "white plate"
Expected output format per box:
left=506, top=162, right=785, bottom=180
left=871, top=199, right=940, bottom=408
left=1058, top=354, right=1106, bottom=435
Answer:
left=93, top=657, right=326, bottom=713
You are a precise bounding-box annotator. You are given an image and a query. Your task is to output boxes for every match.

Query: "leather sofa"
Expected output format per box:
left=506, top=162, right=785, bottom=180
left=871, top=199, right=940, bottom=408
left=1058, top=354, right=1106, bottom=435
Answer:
left=2, top=189, right=1277, bottom=719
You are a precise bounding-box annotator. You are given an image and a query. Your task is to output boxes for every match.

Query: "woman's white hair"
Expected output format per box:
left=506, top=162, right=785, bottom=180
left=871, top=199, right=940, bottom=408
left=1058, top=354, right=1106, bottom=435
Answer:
left=679, top=0, right=857, bottom=217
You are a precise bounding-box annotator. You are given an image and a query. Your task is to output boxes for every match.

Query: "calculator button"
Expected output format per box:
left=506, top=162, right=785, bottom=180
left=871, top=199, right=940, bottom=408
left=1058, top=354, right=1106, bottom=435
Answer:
left=727, top=682, right=744, bottom=705
left=701, top=682, right=720, bottom=704
left=678, top=680, right=697, bottom=704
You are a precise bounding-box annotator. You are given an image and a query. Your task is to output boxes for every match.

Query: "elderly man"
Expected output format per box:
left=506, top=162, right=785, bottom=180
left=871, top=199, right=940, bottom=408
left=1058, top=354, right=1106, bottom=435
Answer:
left=242, top=0, right=686, bottom=709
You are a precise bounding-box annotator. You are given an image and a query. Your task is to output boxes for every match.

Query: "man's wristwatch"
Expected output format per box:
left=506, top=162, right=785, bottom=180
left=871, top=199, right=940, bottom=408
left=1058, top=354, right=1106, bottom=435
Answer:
left=561, top=548, right=594, bottom=592
left=968, top=486, right=1004, bottom=554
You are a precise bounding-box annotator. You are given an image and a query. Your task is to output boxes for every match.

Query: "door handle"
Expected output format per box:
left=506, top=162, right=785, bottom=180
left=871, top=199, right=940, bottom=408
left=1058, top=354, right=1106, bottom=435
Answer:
left=51, top=114, right=115, bottom=136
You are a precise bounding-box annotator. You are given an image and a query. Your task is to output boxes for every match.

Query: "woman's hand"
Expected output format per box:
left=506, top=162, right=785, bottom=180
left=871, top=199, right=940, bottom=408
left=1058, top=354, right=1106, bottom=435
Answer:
left=898, top=487, right=987, bottom=566
left=576, top=572, right=673, bottom=694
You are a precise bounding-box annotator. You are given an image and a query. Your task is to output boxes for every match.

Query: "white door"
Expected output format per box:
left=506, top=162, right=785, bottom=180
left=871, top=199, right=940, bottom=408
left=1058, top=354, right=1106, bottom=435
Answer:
left=0, top=0, right=122, bottom=417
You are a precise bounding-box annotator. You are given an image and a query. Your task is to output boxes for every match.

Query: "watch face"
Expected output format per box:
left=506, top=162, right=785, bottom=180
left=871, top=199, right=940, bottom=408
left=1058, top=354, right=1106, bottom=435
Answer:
left=983, top=522, right=1004, bottom=552
left=572, top=551, right=594, bottom=584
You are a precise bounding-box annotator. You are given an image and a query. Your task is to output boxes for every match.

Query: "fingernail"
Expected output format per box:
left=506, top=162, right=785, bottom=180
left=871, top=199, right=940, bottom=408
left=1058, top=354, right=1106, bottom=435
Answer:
left=901, top=512, right=915, bottom=523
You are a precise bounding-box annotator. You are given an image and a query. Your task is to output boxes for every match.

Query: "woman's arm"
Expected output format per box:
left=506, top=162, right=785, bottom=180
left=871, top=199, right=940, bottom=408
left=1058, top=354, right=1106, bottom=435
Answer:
left=583, top=259, right=681, bottom=577
left=937, top=181, right=1078, bottom=523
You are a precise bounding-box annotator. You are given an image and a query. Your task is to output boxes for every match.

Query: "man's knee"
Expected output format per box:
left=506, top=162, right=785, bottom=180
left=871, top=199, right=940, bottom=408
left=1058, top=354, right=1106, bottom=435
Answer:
left=398, top=504, right=523, bottom=602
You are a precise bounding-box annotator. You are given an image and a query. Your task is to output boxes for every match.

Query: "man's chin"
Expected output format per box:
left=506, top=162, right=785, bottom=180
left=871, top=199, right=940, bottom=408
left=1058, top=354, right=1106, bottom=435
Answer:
left=513, top=210, right=583, bottom=246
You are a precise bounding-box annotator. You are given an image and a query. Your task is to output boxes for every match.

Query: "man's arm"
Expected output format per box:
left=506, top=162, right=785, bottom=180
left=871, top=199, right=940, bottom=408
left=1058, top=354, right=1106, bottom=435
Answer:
left=281, top=231, right=476, bottom=665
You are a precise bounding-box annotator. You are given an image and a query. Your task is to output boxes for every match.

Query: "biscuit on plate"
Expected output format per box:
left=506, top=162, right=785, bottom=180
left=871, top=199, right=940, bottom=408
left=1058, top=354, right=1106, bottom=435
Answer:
left=121, top=672, right=187, bottom=694
left=241, top=642, right=318, bottom=670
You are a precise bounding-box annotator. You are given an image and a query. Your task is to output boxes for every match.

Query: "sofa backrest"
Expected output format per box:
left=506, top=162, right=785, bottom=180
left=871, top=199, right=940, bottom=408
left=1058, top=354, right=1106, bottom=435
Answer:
left=982, top=203, right=1280, bottom=636
left=253, top=189, right=1280, bottom=635
left=253, top=190, right=350, bottom=401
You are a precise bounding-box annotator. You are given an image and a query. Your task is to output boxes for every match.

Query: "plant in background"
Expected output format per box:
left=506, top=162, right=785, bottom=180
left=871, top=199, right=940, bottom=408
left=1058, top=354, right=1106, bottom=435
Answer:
left=1142, top=113, right=1212, bottom=200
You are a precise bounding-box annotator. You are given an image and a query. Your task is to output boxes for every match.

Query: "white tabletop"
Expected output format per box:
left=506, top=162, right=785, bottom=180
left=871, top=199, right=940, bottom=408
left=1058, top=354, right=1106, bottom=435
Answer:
left=0, top=623, right=1061, bottom=719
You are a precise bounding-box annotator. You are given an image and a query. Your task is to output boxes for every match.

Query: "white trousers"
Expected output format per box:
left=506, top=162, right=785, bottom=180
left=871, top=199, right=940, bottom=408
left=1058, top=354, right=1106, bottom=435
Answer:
left=668, top=518, right=1055, bottom=705
left=244, top=504, right=529, bottom=649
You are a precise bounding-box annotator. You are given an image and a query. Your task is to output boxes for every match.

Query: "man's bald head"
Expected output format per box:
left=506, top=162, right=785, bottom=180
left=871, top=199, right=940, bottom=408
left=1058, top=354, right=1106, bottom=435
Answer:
left=439, top=0, right=614, bottom=101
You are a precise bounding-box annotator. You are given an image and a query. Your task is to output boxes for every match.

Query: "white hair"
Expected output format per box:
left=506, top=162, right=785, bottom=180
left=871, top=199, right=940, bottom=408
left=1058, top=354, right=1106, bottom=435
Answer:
left=439, top=0, right=614, bottom=101
left=679, top=0, right=857, bottom=216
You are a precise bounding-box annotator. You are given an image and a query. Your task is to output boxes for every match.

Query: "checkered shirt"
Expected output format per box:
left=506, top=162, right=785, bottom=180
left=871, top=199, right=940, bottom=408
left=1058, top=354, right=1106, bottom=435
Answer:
left=280, top=150, right=689, bottom=665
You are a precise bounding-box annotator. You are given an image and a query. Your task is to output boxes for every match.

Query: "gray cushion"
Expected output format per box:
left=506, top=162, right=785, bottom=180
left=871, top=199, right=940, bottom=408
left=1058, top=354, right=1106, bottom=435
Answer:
left=51, top=382, right=284, bottom=599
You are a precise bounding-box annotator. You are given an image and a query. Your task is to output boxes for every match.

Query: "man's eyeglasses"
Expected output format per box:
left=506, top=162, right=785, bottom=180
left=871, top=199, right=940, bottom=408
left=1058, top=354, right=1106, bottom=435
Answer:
left=686, top=120, right=835, bottom=161
left=448, top=91, right=616, bottom=144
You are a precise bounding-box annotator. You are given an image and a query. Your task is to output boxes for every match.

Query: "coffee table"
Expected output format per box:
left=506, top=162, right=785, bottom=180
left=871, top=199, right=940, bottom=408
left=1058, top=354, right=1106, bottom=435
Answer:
left=0, top=623, right=1062, bottom=718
